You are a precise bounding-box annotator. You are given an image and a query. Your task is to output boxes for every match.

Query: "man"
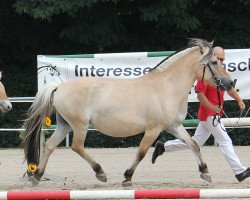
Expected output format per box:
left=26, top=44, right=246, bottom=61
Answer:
left=152, top=46, right=250, bottom=182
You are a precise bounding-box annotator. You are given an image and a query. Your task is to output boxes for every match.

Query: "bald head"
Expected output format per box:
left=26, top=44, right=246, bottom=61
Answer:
left=213, top=46, right=225, bottom=63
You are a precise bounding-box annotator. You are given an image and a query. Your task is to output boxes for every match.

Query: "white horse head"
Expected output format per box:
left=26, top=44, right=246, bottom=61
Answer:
left=0, top=71, right=12, bottom=112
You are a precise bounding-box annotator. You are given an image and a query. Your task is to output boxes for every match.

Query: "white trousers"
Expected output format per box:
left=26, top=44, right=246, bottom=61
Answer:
left=164, top=116, right=247, bottom=175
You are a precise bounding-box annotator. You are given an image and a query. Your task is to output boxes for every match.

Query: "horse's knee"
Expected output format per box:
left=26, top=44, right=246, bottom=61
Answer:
left=71, top=143, right=80, bottom=153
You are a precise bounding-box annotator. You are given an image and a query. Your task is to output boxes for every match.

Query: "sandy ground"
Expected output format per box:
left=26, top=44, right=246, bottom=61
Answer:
left=0, top=146, right=250, bottom=199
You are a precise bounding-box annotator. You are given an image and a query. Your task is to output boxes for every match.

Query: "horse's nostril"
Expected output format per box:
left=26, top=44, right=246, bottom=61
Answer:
left=6, top=104, right=12, bottom=111
left=230, top=81, right=234, bottom=86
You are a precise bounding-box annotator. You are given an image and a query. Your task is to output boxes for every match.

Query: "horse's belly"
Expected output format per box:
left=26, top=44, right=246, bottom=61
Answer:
left=92, top=121, right=145, bottom=137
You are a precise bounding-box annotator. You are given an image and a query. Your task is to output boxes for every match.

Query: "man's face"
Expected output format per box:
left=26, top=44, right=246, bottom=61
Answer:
left=215, top=50, right=225, bottom=64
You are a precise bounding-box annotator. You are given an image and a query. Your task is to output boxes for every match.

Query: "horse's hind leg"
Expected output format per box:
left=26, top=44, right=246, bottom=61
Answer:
left=168, top=125, right=212, bottom=183
left=31, top=112, right=71, bottom=185
left=70, top=123, right=107, bottom=183
left=122, top=129, right=160, bottom=187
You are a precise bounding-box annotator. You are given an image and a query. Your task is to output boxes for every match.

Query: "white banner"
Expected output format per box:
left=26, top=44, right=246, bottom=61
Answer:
left=37, top=49, right=250, bottom=102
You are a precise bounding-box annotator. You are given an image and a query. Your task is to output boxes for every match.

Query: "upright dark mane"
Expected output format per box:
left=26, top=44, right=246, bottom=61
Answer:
left=150, top=38, right=213, bottom=72
left=188, top=38, right=213, bottom=48
left=188, top=38, right=214, bottom=64
left=149, top=47, right=186, bottom=72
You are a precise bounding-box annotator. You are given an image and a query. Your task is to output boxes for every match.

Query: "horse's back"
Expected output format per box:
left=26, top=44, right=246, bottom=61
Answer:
left=54, top=75, right=157, bottom=104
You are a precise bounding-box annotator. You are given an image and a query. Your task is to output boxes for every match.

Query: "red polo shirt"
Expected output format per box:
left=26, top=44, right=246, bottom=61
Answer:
left=195, top=79, right=224, bottom=121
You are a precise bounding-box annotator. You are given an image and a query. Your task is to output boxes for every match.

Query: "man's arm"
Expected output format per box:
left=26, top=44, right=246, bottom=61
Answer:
left=227, top=88, right=245, bottom=110
left=197, top=92, right=221, bottom=114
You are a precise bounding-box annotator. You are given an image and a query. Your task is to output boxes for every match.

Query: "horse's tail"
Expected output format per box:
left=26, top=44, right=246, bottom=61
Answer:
left=21, top=83, right=59, bottom=166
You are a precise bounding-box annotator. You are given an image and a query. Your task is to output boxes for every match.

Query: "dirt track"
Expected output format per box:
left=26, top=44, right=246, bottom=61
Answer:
left=0, top=146, right=250, bottom=198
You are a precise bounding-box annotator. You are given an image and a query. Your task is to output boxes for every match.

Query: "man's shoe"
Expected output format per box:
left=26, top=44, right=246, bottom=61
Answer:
left=235, top=168, right=250, bottom=182
left=152, top=141, right=165, bottom=164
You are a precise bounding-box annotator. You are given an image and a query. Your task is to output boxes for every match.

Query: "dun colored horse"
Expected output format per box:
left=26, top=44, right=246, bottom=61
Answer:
left=0, top=71, right=12, bottom=113
left=22, top=39, right=233, bottom=186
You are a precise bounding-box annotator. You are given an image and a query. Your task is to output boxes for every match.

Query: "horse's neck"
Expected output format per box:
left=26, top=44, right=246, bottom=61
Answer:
left=158, top=47, right=199, bottom=71
left=160, top=49, right=200, bottom=97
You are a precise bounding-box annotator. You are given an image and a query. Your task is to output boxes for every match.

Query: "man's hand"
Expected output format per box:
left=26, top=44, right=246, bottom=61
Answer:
left=197, top=93, right=222, bottom=113
left=211, top=105, right=222, bottom=114
left=238, top=100, right=245, bottom=110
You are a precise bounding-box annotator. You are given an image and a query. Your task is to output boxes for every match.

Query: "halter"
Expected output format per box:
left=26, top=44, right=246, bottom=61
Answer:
left=206, top=63, right=223, bottom=126
left=199, top=47, right=223, bottom=127
left=200, top=48, right=223, bottom=88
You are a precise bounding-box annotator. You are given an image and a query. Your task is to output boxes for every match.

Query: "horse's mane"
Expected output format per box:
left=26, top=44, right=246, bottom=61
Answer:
left=150, top=38, right=213, bottom=72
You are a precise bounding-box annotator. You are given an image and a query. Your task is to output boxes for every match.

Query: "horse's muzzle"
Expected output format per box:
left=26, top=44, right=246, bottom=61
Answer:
left=0, top=100, right=12, bottom=112
left=219, top=77, right=234, bottom=91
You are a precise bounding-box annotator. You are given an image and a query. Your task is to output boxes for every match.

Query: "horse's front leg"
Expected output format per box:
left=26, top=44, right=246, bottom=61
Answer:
left=122, top=129, right=160, bottom=187
left=168, top=125, right=212, bottom=183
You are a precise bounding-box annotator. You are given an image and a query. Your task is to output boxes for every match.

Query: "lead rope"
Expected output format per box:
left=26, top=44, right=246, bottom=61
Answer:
left=213, top=109, right=242, bottom=132
left=212, top=84, right=222, bottom=127
left=213, top=106, right=250, bottom=133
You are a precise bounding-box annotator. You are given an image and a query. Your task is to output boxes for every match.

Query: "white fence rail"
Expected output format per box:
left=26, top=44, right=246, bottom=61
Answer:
left=9, top=97, right=35, bottom=103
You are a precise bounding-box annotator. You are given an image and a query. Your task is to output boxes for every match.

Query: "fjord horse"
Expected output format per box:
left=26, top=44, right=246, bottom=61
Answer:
left=22, top=39, right=233, bottom=186
left=0, top=71, right=12, bottom=113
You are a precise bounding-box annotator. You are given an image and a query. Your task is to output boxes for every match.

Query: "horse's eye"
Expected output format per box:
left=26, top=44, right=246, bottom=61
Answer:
left=212, top=61, right=217, bottom=65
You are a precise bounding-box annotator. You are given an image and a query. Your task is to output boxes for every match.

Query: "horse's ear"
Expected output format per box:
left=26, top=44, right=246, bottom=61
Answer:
left=209, top=40, right=214, bottom=48
left=201, top=47, right=213, bottom=65
left=0, top=71, right=2, bottom=80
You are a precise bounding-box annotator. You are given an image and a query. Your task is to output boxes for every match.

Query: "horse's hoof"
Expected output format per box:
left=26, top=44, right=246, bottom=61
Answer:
left=122, top=180, right=132, bottom=187
left=200, top=173, right=212, bottom=183
left=29, top=176, right=39, bottom=186
left=96, top=173, right=107, bottom=182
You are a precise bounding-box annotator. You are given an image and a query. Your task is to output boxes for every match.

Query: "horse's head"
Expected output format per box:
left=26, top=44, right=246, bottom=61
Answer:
left=191, top=39, right=234, bottom=91
left=0, top=71, right=12, bottom=112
